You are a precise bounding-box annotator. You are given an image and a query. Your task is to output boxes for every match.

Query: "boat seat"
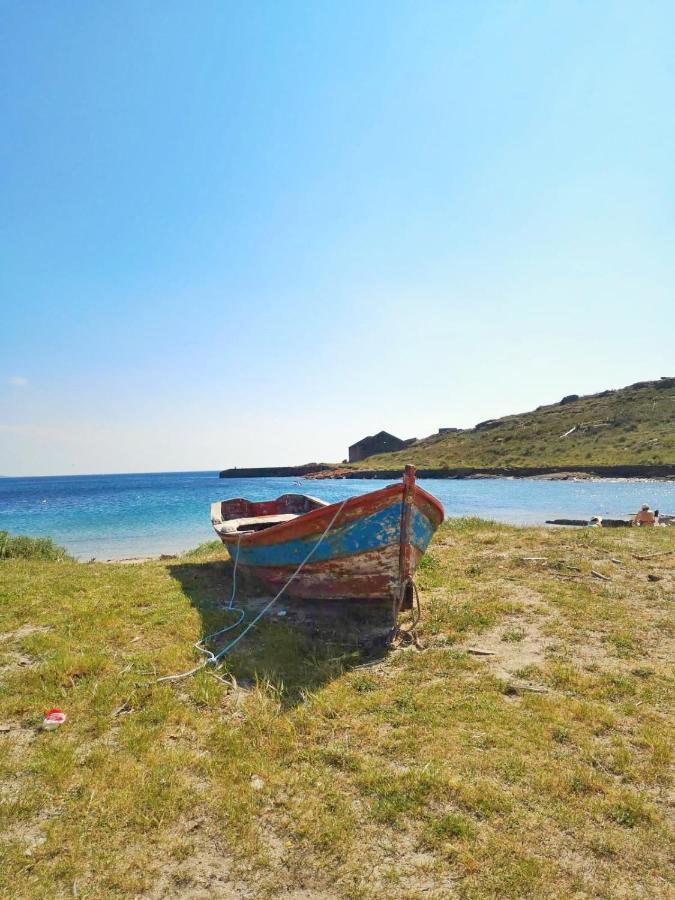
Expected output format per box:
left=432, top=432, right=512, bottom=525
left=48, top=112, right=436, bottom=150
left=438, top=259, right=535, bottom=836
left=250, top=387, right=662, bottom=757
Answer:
left=210, top=494, right=328, bottom=535
left=214, top=513, right=300, bottom=535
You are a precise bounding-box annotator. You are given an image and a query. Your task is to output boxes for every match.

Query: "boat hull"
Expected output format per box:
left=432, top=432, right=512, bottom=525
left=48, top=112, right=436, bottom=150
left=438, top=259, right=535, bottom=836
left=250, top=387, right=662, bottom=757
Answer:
left=214, top=478, right=444, bottom=602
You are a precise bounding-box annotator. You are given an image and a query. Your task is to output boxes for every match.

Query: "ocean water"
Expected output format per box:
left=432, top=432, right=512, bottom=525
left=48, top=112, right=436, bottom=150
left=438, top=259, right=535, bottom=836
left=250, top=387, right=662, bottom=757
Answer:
left=0, top=471, right=672, bottom=560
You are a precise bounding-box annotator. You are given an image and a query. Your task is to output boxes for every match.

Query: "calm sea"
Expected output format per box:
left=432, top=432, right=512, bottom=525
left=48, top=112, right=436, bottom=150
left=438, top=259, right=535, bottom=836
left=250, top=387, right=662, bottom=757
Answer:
left=1, top=471, right=672, bottom=560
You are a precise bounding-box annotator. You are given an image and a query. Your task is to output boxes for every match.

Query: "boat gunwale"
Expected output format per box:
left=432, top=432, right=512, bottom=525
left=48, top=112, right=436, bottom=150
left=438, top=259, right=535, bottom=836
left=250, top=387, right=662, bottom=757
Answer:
left=214, top=482, right=444, bottom=547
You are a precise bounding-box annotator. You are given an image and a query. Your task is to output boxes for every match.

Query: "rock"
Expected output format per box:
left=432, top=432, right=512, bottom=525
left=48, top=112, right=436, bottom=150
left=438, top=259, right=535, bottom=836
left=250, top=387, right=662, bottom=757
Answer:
left=647, top=574, right=663, bottom=582
left=532, top=472, right=592, bottom=481
left=546, top=519, right=590, bottom=527
left=560, top=394, right=580, bottom=405
left=474, top=419, right=501, bottom=431
left=250, top=775, right=265, bottom=791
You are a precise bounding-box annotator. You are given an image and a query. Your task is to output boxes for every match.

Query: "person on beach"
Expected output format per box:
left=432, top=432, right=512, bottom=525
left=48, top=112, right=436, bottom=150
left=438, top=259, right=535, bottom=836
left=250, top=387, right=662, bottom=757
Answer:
left=633, top=504, right=656, bottom=526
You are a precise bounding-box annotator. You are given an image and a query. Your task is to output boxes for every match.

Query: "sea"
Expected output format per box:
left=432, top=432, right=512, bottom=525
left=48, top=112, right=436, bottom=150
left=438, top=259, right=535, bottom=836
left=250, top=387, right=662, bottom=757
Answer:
left=1, top=471, right=673, bottom=561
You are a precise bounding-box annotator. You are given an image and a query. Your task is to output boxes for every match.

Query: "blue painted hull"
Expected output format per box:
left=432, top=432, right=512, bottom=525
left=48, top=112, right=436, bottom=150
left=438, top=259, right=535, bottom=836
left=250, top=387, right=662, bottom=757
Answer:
left=214, top=477, right=445, bottom=601
left=231, top=501, right=435, bottom=569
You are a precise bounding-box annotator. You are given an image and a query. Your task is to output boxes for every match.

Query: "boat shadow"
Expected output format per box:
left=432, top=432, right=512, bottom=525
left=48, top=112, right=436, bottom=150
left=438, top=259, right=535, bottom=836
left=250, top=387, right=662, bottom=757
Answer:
left=168, top=559, right=392, bottom=708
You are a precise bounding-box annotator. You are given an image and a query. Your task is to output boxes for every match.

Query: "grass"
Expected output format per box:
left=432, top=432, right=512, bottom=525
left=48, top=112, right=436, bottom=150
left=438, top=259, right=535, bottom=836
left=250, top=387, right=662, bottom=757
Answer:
left=346, top=377, right=675, bottom=469
left=0, top=531, right=72, bottom=561
left=0, top=522, right=673, bottom=897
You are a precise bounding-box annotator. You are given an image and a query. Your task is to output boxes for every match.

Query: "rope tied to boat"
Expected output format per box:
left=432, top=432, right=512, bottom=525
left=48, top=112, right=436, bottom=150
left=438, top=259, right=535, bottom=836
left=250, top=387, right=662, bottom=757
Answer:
left=390, top=576, right=423, bottom=650
left=158, top=498, right=349, bottom=683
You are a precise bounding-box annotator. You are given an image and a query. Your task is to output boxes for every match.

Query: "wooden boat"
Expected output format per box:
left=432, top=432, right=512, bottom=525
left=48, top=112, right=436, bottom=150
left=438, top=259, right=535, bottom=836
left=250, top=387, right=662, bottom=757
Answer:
left=210, top=465, right=444, bottom=604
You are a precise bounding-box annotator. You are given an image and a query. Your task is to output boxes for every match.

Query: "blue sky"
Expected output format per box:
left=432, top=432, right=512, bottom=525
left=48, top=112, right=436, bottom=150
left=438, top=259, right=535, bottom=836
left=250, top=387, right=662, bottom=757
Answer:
left=2, top=1, right=673, bottom=475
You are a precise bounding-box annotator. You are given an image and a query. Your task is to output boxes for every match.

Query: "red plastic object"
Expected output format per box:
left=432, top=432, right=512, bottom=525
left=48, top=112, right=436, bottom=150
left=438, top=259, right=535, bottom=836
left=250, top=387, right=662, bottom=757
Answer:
left=43, top=707, right=66, bottom=730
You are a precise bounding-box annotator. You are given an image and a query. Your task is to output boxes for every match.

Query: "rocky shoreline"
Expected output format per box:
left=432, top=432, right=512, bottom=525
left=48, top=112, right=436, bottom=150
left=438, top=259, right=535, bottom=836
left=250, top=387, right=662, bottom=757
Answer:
left=220, top=464, right=675, bottom=481
left=309, top=467, right=675, bottom=481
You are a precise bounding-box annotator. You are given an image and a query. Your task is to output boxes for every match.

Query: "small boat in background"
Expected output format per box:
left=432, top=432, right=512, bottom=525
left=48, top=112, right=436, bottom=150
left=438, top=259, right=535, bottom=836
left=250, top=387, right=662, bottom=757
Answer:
left=210, top=465, right=444, bottom=605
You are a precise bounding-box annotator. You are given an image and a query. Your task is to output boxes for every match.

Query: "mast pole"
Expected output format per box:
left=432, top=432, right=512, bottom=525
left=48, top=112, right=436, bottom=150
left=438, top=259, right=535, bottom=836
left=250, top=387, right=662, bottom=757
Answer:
left=398, top=464, right=416, bottom=610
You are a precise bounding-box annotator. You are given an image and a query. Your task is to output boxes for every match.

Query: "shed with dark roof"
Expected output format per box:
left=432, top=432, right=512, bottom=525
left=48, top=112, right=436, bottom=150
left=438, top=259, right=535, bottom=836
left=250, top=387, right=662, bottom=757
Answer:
left=348, top=431, right=416, bottom=462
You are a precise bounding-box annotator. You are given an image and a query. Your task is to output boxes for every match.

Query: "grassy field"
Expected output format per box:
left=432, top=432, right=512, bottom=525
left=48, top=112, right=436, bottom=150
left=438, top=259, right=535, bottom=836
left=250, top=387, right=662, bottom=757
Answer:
left=1, top=522, right=673, bottom=898
left=350, top=378, right=675, bottom=470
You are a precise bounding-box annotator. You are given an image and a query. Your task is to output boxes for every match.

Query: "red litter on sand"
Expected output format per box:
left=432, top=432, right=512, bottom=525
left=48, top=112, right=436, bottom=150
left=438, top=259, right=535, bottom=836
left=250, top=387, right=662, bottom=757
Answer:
left=42, top=708, right=66, bottom=730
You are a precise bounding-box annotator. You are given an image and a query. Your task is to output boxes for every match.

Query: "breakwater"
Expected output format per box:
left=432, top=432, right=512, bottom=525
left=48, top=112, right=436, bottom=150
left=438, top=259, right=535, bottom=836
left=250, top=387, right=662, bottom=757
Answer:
left=219, top=464, right=332, bottom=479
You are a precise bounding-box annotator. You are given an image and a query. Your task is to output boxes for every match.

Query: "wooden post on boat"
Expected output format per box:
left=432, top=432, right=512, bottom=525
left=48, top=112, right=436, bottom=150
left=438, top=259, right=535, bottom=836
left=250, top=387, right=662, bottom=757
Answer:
left=398, top=465, right=416, bottom=611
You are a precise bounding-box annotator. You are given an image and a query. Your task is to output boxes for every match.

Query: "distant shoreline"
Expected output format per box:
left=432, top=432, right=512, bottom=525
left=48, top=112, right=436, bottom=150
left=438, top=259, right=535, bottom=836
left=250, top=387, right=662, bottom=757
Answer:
left=219, top=464, right=675, bottom=482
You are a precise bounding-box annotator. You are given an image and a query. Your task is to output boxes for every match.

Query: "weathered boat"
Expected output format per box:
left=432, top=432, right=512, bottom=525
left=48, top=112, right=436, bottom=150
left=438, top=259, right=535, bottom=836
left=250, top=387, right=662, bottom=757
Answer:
left=210, top=465, right=444, bottom=605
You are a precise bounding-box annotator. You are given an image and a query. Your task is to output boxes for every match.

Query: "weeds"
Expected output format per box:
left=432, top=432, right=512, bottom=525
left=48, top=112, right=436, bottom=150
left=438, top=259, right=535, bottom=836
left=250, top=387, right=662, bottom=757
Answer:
left=0, top=531, right=71, bottom=561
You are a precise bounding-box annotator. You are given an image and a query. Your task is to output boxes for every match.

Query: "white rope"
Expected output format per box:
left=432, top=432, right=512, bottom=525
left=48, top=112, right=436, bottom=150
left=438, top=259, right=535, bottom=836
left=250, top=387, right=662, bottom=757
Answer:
left=158, top=498, right=348, bottom=683
left=192, top=531, right=245, bottom=658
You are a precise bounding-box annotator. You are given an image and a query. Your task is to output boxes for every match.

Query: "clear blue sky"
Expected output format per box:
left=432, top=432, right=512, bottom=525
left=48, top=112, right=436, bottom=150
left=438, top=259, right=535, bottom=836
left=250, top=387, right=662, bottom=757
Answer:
left=2, top=1, right=673, bottom=475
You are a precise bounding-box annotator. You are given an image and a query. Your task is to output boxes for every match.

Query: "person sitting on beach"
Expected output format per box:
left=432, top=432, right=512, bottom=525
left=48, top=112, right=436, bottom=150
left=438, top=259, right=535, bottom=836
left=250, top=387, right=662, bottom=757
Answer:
left=633, top=504, right=656, bottom=526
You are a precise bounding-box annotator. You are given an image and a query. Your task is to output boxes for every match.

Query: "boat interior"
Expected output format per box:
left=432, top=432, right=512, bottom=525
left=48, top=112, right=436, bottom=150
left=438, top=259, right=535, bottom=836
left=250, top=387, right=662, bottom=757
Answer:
left=211, top=493, right=329, bottom=535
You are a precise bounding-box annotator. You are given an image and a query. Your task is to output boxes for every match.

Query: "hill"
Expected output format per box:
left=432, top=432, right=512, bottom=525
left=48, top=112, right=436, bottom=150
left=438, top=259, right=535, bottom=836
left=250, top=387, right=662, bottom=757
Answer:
left=350, top=377, right=675, bottom=471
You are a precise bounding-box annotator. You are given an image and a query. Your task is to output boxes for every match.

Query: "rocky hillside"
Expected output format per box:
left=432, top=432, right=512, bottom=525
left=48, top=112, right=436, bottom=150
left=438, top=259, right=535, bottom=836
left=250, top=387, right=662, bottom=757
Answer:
left=352, top=377, right=675, bottom=470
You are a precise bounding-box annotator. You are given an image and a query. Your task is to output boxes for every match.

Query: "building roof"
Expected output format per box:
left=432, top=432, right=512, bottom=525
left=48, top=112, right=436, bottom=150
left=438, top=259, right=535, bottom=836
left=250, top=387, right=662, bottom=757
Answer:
left=349, top=430, right=401, bottom=449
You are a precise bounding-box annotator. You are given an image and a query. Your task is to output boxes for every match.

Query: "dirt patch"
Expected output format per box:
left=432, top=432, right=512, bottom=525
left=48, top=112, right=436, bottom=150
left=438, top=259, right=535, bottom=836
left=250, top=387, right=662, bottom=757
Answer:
left=2, top=822, right=46, bottom=853
left=104, top=557, right=154, bottom=565
left=462, top=619, right=547, bottom=681
left=0, top=624, right=50, bottom=643
left=357, top=828, right=462, bottom=898
left=0, top=650, right=38, bottom=674
left=143, top=831, right=344, bottom=900
left=1, top=724, right=38, bottom=758
left=143, top=830, right=256, bottom=900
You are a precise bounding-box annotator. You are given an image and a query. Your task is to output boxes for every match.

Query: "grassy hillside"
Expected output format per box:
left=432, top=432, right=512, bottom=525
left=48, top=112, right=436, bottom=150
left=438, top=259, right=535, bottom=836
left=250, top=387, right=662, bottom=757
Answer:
left=354, top=378, right=675, bottom=470
left=1, top=523, right=673, bottom=897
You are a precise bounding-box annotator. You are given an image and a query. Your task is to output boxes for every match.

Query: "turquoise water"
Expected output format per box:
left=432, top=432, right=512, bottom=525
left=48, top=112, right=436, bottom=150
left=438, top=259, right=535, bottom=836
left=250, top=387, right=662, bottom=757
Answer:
left=1, top=471, right=673, bottom=560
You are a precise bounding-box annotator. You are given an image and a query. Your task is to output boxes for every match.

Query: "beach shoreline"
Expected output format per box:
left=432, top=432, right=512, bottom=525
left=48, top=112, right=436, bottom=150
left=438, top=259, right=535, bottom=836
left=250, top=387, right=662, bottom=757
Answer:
left=4, top=471, right=673, bottom=562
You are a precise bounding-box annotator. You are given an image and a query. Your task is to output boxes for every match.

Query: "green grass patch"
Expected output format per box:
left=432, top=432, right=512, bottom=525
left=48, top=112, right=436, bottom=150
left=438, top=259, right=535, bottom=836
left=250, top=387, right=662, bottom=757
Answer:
left=0, top=531, right=72, bottom=561
left=0, top=522, right=672, bottom=897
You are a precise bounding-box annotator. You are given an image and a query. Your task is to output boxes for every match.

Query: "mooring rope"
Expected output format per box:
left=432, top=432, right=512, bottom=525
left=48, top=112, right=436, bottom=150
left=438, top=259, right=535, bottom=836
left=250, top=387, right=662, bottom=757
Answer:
left=390, top=576, right=423, bottom=649
left=191, top=530, right=245, bottom=663
left=158, top=498, right=348, bottom=683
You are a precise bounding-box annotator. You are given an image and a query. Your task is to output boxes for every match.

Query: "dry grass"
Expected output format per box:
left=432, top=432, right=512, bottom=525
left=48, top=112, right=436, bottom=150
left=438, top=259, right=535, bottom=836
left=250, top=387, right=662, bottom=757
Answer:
left=0, top=522, right=673, bottom=898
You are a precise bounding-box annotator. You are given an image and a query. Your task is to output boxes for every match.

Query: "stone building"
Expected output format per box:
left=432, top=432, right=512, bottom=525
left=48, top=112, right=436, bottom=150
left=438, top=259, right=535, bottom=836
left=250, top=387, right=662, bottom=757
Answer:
left=348, top=431, right=416, bottom=463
